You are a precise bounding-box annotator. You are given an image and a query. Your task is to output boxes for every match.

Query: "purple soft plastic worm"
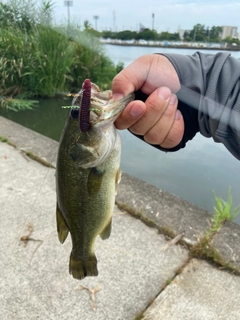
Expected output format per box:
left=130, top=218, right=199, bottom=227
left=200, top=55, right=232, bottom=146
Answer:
left=79, top=79, right=91, bottom=132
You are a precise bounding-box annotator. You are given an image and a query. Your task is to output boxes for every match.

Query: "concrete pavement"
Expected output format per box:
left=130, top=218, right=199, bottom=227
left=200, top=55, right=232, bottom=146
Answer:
left=1, top=116, right=240, bottom=320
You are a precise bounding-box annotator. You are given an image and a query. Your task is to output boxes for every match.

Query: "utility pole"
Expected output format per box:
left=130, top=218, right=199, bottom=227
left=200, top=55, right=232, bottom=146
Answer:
left=193, top=26, right=198, bottom=41
left=152, top=13, right=155, bottom=30
left=93, top=15, right=99, bottom=31
left=113, top=10, right=116, bottom=32
left=64, top=1, right=73, bottom=26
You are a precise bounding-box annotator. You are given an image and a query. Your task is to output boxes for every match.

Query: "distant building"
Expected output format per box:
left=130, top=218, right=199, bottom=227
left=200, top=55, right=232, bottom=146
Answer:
left=139, top=23, right=147, bottom=32
left=221, top=26, right=238, bottom=39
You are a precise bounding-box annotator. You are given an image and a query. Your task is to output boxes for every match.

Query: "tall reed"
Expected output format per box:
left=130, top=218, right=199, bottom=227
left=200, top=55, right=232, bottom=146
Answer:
left=64, top=25, right=119, bottom=92
left=0, top=27, right=29, bottom=96
left=0, top=0, right=122, bottom=110
left=25, top=25, right=75, bottom=97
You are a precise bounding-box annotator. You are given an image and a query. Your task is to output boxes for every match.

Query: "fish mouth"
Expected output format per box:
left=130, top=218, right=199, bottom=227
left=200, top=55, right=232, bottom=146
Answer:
left=89, top=92, right=134, bottom=126
left=72, top=82, right=134, bottom=128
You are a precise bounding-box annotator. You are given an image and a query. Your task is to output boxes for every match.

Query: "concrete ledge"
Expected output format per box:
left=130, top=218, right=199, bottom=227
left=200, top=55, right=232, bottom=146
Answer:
left=211, top=221, right=240, bottom=270
left=1, top=115, right=240, bottom=272
left=116, top=173, right=210, bottom=246
left=142, top=258, right=240, bottom=320
left=0, top=116, right=58, bottom=167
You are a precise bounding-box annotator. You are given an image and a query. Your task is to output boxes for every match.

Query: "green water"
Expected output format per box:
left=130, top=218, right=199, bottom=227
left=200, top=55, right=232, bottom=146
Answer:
left=0, top=98, right=69, bottom=141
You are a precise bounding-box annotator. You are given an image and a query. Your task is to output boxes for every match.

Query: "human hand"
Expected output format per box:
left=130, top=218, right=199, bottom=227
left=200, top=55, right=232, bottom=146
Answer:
left=112, top=54, right=185, bottom=149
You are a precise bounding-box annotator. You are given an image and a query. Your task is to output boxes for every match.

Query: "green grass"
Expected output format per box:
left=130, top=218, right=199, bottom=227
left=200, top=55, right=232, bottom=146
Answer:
left=25, top=25, right=75, bottom=97
left=0, top=25, right=121, bottom=102
left=0, top=96, right=38, bottom=111
left=0, top=136, right=8, bottom=143
left=208, top=187, right=240, bottom=234
left=191, top=187, right=240, bottom=271
left=65, top=25, right=120, bottom=92
left=0, top=1, right=122, bottom=110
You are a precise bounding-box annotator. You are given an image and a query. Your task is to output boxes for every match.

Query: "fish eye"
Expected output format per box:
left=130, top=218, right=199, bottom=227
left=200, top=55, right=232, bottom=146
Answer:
left=71, top=109, right=79, bottom=119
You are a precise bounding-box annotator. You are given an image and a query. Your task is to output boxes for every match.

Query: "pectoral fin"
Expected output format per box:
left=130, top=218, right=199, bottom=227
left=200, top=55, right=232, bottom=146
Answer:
left=115, top=168, right=121, bottom=195
left=56, top=204, right=69, bottom=244
left=87, top=167, right=105, bottom=194
left=99, top=218, right=112, bottom=240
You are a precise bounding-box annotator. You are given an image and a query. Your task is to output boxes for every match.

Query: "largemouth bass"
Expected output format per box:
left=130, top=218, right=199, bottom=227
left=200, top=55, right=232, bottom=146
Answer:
left=56, top=80, right=134, bottom=280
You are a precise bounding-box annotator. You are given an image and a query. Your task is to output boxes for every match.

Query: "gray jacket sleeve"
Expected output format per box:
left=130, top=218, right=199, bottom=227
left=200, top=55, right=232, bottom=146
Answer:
left=163, top=52, right=240, bottom=160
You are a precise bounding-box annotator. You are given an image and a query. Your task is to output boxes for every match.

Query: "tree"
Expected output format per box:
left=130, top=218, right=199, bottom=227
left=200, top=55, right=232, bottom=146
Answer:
left=115, top=30, right=137, bottom=40
left=83, top=20, right=101, bottom=37
left=223, top=36, right=240, bottom=45
left=159, top=31, right=180, bottom=41
left=135, top=29, right=159, bottom=41
left=209, top=26, right=222, bottom=42
left=190, top=24, right=206, bottom=41
left=183, top=31, right=191, bottom=41
left=101, top=30, right=115, bottom=39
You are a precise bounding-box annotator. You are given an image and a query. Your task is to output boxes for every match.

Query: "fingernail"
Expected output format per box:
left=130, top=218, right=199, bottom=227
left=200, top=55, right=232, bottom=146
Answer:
left=175, top=109, right=181, bottom=120
left=113, top=93, right=124, bottom=101
left=158, top=87, right=171, bottom=100
left=130, top=104, right=144, bottom=117
left=169, top=94, right=177, bottom=105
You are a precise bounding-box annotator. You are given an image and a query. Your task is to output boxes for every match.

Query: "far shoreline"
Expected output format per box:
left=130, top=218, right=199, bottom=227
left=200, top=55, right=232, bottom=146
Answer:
left=103, top=41, right=240, bottom=52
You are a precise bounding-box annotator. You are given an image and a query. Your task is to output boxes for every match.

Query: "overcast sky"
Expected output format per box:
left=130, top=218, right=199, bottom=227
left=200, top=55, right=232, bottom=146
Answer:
left=51, top=0, right=240, bottom=33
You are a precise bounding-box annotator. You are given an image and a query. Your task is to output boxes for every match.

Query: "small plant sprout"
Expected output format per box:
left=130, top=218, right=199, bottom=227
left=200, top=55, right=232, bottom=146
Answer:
left=210, top=187, right=240, bottom=233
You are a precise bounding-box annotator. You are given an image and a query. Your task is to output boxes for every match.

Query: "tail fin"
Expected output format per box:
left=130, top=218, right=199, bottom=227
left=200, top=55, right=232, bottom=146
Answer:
left=69, top=253, right=98, bottom=280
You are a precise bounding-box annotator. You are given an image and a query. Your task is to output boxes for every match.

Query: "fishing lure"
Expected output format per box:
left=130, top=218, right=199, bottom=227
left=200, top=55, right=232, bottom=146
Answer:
left=79, top=79, right=91, bottom=132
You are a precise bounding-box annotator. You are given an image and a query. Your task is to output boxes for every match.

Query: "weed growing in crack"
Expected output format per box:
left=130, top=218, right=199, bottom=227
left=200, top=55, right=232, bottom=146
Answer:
left=208, top=187, right=240, bottom=235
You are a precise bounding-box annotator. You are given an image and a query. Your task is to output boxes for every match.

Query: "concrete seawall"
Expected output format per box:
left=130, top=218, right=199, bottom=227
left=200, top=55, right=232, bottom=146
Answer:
left=1, top=115, right=240, bottom=319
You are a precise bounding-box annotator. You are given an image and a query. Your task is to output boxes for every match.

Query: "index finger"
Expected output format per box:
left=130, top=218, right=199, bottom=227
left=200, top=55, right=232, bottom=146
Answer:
left=112, top=54, right=180, bottom=100
left=112, top=55, right=153, bottom=99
